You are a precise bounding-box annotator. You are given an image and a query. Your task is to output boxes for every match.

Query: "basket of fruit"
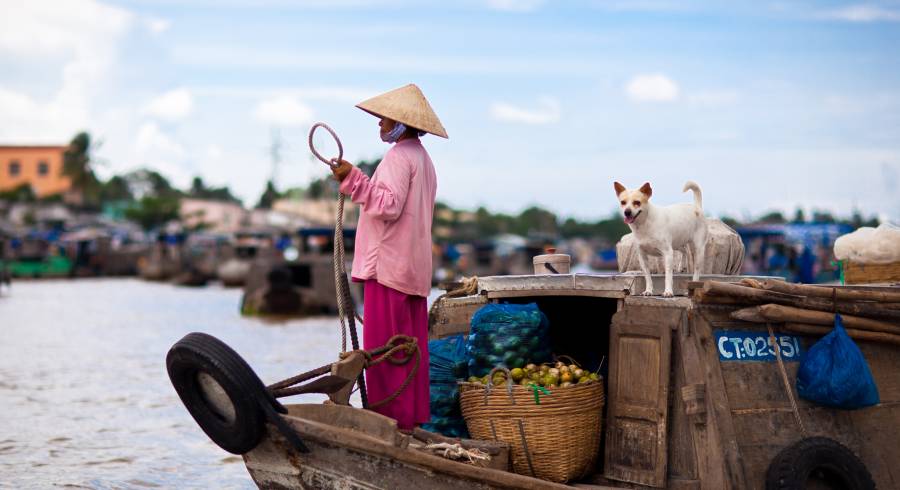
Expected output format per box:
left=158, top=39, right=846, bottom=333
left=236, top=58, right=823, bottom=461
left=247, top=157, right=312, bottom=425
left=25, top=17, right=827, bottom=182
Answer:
left=458, top=360, right=604, bottom=483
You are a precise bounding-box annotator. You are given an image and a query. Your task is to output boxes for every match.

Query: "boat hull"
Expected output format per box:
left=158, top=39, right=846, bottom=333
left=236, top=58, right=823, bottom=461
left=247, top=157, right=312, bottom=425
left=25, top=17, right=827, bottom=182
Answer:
left=242, top=405, right=567, bottom=490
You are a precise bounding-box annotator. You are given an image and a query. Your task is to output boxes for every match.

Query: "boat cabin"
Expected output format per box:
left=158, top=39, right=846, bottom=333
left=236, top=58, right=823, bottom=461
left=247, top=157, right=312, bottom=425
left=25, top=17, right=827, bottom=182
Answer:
left=428, top=273, right=900, bottom=489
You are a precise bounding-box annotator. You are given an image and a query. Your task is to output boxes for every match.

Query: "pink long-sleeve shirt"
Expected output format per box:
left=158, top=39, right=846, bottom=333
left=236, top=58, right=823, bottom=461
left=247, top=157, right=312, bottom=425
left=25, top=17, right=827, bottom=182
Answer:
left=339, top=138, right=437, bottom=298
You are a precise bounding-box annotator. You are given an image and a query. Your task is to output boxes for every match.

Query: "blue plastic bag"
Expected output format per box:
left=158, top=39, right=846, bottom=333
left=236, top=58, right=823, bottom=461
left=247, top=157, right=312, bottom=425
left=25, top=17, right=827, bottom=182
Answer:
left=428, top=334, right=469, bottom=383
left=423, top=335, right=469, bottom=438
left=466, top=303, right=551, bottom=377
left=797, top=315, right=880, bottom=409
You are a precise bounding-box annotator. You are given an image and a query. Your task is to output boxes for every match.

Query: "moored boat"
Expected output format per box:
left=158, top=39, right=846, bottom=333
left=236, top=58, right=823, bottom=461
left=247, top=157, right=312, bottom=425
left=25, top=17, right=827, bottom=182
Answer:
left=169, top=272, right=900, bottom=489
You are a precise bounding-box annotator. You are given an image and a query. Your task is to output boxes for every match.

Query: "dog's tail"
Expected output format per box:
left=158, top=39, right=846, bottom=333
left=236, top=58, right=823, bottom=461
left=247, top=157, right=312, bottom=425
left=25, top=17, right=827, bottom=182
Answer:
left=683, top=181, right=703, bottom=210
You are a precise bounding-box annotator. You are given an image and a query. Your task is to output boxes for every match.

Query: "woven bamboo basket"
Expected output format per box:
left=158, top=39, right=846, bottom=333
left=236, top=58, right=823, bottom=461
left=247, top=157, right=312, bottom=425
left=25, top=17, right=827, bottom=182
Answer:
left=458, top=368, right=605, bottom=483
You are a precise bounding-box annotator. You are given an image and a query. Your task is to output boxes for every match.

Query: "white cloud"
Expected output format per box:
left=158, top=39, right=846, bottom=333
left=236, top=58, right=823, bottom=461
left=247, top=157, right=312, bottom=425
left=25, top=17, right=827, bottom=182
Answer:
left=818, top=5, right=900, bottom=22
left=486, top=0, right=544, bottom=12
left=135, top=122, right=186, bottom=157
left=687, top=90, right=739, bottom=106
left=206, top=144, right=224, bottom=160
left=141, top=88, right=194, bottom=121
left=625, top=74, right=680, bottom=102
left=132, top=122, right=192, bottom=187
left=490, top=97, right=561, bottom=124
left=145, top=16, right=171, bottom=34
left=0, top=0, right=132, bottom=142
left=253, top=96, right=315, bottom=127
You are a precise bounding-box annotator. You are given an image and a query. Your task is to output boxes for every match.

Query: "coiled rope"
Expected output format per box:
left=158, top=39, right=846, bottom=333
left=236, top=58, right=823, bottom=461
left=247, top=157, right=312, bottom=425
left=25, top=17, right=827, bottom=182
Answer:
left=308, top=122, right=368, bottom=407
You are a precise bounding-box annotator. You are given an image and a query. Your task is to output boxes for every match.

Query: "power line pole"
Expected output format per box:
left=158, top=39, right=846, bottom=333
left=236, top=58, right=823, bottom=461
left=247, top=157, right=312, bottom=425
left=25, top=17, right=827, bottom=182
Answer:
left=269, top=128, right=283, bottom=185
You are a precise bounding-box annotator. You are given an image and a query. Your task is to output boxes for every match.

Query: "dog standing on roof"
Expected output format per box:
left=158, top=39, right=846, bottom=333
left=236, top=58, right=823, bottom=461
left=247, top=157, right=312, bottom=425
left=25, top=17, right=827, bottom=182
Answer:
left=614, top=180, right=709, bottom=297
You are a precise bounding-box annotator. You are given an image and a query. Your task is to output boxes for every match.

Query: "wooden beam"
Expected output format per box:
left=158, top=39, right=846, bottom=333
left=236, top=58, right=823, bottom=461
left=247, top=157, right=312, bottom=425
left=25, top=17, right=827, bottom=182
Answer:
left=702, top=281, right=900, bottom=321
left=783, top=322, right=900, bottom=346
left=739, top=278, right=900, bottom=303
left=730, top=304, right=900, bottom=336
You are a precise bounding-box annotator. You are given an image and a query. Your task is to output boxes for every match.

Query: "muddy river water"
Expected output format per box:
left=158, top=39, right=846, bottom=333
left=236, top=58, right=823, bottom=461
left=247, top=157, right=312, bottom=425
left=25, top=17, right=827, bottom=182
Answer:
left=0, top=278, right=391, bottom=489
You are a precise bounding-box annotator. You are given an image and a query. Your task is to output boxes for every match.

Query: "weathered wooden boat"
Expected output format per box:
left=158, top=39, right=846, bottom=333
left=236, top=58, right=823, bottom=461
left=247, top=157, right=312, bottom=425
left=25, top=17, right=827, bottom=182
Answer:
left=169, top=272, right=900, bottom=489
left=139, top=233, right=183, bottom=281
left=218, top=230, right=276, bottom=287
left=241, top=228, right=361, bottom=316
left=5, top=236, right=72, bottom=278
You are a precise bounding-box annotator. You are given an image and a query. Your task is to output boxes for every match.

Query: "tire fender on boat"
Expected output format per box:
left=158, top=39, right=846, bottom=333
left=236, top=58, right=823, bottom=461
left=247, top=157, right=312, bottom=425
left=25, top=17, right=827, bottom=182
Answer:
left=166, top=332, right=307, bottom=454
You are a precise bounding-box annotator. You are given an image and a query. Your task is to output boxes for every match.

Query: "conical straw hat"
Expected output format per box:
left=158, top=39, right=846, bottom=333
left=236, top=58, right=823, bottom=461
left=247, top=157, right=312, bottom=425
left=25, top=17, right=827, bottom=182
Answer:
left=356, top=84, right=448, bottom=139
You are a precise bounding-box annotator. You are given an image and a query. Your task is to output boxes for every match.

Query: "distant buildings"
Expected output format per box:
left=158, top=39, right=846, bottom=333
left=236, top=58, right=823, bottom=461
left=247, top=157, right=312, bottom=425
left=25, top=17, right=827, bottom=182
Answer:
left=179, top=198, right=248, bottom=233
left=0, top=145, right=71, bottom=197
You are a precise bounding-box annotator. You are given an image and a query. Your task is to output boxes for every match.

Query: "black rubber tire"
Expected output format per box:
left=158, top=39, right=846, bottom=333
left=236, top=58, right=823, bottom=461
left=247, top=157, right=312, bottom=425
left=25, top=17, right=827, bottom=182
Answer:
left=766, top=437, right=876, bottom=490
left=166, top=332, right=272, bottom=454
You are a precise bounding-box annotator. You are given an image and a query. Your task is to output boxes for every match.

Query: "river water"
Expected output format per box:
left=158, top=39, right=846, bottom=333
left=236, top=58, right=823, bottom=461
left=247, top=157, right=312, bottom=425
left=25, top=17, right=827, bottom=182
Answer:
left=0, top=278, right=388, bottom=489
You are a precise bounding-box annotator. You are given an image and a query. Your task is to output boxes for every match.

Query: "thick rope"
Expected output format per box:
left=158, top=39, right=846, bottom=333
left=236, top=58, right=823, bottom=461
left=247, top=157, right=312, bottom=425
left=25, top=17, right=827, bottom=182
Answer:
left=360, top=335, right=420, bottom=409
left=267, top=336, right=419, bottom=406
left=338, top=335, right=420, bottom=407
left=427, top=276, right=479, bottom=328
left=309, top=122, right=367, bottom=406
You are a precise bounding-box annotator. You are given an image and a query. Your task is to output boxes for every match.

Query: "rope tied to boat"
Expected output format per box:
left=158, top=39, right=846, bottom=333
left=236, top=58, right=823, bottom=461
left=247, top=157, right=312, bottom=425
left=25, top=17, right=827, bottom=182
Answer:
left=340, top=334, right=421, bottom=409
left=427, top=276, right=479, bottom=328
left=308, top=122, right=367, bottom=406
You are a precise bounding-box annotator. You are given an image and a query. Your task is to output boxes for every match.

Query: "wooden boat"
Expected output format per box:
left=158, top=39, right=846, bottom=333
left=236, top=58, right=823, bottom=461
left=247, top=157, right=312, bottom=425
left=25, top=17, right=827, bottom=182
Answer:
left=240, top=228, right=361, bottom=316
left=218, top=230, right=276, bottom=287
left=242, top=404, right=567, bottom=490
left=170, top=273, right=900, bottom=489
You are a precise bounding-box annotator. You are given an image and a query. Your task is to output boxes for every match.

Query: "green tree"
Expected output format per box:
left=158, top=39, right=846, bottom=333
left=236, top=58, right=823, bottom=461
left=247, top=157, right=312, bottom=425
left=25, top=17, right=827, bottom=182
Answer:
left=187, top=175, right=241, bottom=203
left=0, top=183, right=35, bottom=202
left=792, top=208, right=806, bottom=223
left=256, top=180, right=281, bottom=209
left=357, top=158, right=382, bottom=177
left=307, top=179, right=327, bottom=199
left=99, top=175, right=133, bottom=203
left=811, top=210, right=835, bottom=223
left=514, top=206, right=558, bottom=236
left=123, top=169, right=179, bottom=199
left=759, top=211, right=786, bottom=224
left=125, top=195, right=181, bottom=230
left=62, top=131, right=102, bottom=206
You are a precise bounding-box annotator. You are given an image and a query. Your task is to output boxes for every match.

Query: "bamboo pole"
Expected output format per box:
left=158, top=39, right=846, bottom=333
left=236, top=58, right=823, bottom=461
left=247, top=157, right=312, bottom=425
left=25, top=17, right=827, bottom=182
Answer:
left=739, top=278, right=900, bottom=303
left=783, top=322, right=900, bottom=346
left=731, top=304, right=900, bottom=336
left=702, top=281, right=900, bottom=321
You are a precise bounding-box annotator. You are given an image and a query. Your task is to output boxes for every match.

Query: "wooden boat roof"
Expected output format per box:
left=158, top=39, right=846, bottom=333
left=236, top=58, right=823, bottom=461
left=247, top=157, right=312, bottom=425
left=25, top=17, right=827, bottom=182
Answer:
left=475, top=273, right=779, bottom=300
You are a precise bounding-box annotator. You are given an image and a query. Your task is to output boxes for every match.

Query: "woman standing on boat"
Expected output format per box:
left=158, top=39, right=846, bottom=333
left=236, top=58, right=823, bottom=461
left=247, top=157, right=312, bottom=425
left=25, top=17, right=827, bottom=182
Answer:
left=331, top=84, right=447, bottom=430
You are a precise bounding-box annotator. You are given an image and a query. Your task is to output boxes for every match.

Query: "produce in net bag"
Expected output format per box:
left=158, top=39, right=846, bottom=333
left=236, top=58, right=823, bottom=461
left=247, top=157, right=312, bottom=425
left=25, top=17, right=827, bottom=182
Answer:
left=466, top=303, right=551, bottom=378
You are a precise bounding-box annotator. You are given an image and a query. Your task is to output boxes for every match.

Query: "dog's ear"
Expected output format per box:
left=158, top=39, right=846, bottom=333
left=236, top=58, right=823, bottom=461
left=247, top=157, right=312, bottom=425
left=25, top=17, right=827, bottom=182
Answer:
left=614, top=182, right=626, bottom=196
left=639, top=182, right=652, bottom=198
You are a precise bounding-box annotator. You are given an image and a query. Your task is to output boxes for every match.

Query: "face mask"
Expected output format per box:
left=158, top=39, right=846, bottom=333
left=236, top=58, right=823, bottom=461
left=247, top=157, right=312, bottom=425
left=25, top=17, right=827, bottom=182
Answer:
left=383, top=122, right=407, bottom=143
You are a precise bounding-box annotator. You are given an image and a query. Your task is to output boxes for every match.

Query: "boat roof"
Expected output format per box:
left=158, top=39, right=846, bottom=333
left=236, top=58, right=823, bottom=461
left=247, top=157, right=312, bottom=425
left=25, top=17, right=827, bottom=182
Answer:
left=476, top=273, right=781, bottom=300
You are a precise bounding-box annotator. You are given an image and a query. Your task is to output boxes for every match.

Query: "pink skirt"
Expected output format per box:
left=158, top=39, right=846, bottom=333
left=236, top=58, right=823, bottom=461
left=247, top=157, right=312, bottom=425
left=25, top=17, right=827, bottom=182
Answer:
left=360, top=279, right=430, bottom=429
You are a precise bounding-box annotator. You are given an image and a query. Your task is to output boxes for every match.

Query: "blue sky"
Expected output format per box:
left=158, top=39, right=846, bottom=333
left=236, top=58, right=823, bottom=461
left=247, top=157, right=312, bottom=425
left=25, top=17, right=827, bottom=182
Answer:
left=2, top=0, right=899, bottom=222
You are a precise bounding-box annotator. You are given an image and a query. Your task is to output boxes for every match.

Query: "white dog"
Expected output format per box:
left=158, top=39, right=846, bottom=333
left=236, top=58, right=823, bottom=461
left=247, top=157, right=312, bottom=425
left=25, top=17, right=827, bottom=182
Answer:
left=614, top=180, right=709, bottom=297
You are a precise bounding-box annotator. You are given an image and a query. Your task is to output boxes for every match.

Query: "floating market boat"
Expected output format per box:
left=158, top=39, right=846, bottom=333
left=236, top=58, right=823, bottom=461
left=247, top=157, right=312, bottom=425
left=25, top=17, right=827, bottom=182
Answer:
left=5, top=236, right=72, bottom=278
left=169, top=272, right=900, bottom=489
left=218, top=229, right=276, bottom=287
left=240, top=228, right=360, bottom=316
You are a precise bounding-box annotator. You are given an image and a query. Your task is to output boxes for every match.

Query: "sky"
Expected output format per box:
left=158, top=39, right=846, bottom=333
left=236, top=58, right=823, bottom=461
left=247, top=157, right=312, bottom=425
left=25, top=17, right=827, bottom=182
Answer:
left=1, top=0, right=899, bottom=222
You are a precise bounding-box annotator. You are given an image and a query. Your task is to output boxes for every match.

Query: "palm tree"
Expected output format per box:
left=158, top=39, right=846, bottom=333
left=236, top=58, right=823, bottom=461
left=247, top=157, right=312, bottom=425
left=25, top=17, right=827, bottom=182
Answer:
left=62, top=132, right=101, bottom=207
